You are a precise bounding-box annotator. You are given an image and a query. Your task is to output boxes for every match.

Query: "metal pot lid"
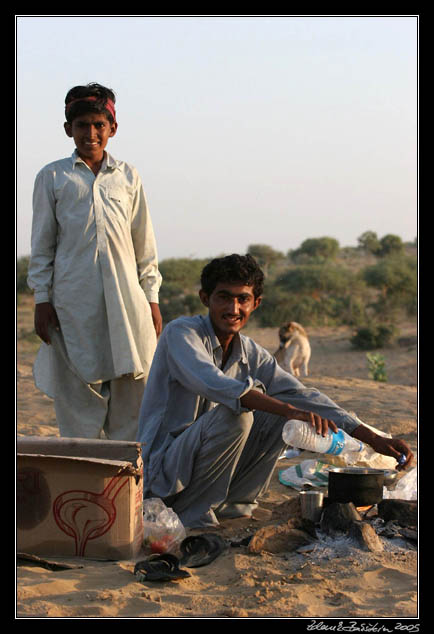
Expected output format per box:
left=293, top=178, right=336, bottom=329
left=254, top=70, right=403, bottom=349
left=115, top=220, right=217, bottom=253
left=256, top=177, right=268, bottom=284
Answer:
left=328, top=467, right=385, bottom=476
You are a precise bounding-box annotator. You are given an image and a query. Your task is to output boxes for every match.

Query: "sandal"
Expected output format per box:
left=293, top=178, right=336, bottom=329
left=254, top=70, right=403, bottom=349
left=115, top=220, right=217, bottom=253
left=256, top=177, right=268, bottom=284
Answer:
left=179, top=533, right=227, bottom=568
left=134, top=553, right=191, bottom=582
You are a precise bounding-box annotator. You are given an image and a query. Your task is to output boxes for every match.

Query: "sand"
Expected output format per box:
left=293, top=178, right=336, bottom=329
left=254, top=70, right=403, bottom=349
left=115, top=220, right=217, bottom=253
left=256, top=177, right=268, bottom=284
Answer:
left=16, top=295, right=418, bottom=619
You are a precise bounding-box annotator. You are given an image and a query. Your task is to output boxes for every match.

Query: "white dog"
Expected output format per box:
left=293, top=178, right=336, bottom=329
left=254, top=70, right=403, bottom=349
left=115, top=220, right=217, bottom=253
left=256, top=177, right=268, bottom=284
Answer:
left=274, top=321, right=311, bottom=377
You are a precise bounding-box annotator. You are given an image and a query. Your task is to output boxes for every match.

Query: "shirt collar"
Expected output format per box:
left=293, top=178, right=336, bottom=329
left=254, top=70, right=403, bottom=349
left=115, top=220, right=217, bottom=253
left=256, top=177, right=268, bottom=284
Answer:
left=203, top=314, right=248, bottom=364
left=71, top=149, right=121, bottom=171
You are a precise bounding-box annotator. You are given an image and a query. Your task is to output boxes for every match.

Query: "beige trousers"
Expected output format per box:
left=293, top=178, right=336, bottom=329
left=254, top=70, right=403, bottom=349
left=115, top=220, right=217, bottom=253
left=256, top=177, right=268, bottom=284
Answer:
left=37, top=329, right=146, bottom=441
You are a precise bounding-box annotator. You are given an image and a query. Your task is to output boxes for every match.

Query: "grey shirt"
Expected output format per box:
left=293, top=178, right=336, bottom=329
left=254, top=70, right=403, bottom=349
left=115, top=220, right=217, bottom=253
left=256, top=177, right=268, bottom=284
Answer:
left=137, top=314, right=361, bottom=492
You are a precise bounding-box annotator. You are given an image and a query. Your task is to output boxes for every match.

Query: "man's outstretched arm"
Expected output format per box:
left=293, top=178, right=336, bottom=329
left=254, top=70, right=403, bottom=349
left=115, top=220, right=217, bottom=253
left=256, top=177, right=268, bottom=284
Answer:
left=240, top=389, right=338, bottom=436
left=240, top=388, right=413, bottom=471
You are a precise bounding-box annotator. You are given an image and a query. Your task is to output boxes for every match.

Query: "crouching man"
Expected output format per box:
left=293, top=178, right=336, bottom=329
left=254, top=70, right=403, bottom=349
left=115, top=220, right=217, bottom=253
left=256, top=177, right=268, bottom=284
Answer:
left=137, top=254, right=413, bottom=529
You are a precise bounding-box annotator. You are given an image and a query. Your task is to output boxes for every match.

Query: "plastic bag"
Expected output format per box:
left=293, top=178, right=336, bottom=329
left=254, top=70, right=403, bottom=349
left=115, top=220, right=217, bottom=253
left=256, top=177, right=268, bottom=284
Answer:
left=142, top=498, right=186, bottom=554
left=345, top=444, right=398, bottom=470
left=333, top=414, right=399, bottom=470
left=279, top=459, right=331, bottom=490
left=382, top=467, right=417, bottom=500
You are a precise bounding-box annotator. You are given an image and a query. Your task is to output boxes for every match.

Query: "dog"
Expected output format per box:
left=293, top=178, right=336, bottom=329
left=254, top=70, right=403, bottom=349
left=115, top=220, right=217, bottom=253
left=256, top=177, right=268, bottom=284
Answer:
left=274, top=321, right=311, bottom=377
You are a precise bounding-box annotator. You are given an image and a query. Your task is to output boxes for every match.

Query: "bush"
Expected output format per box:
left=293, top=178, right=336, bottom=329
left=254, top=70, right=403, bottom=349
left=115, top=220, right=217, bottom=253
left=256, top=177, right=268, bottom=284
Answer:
left=256, top=264, right=369, bottom=327
left=358, top=231, right=381, bottom=255
left=159, top=282, right=206, bottom=324
left=350, top=324, right=398, bottom=350
left=377, top=234, right=404, bottom=258
left=255, top=282, right=367, bottom=328
left=158, top=257, right=209, bottom=323
left=362, top=255, right=417, bottom=317
left=159, top=258, right=209, bottom=288
left=16, top=256, right=31, bottom=294
left=366, top=352, right=388, bottom=382
left=247, top=244, right=285, bottom=276
left=357, top=231, right=405, bottom=258
left=290, top=237, right=340, bottom=262
left=276, top=264, right=354, bottom=295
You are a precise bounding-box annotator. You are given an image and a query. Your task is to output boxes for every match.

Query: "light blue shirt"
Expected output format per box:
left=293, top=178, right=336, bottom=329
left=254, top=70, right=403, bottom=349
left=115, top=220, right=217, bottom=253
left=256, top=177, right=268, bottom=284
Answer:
left=137, top=314, right=361, bottom=491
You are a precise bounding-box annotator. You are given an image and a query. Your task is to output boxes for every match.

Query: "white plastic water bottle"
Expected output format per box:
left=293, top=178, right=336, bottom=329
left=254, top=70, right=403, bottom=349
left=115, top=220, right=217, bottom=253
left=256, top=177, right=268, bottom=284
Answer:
left=282, top=420, right=365, bottom=457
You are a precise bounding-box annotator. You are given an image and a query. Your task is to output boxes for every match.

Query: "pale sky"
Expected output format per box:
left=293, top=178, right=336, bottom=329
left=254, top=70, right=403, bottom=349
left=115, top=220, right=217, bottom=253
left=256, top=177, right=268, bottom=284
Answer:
left=16, top=15, right=418, bottom=262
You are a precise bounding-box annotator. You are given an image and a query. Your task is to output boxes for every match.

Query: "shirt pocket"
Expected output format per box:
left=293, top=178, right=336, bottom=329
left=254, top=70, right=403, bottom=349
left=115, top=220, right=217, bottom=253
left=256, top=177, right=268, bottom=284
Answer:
left=100, top=186, right=132, bottom=224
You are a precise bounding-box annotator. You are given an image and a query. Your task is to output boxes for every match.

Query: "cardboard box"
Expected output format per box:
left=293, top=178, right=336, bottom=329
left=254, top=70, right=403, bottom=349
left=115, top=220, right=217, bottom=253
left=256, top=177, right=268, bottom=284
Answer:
left=17, top=436, right=144, bottom=561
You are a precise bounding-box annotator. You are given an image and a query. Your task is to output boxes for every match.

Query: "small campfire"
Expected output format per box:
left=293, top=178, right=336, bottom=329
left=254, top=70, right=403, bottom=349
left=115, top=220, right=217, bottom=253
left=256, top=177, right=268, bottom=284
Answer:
left=245, top=496, right=417, bottom=558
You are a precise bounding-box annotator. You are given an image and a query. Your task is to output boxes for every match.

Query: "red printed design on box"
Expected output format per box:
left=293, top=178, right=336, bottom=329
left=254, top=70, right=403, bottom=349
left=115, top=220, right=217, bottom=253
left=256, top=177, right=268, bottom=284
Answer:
left=53, top=476, right=128, bottom=557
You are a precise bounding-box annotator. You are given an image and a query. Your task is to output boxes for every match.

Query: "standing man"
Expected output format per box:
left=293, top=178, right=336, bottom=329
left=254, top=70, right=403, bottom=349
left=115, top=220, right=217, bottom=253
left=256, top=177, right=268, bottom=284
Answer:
left=28, top=83, right=162, bottom=440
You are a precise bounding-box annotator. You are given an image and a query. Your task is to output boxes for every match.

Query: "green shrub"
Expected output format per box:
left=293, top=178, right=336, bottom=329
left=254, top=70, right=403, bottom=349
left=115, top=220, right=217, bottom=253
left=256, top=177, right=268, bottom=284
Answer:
left=290, top=237, right=340, bottom=262
left=362, top=254, right=417, bottom=317
left=16, top=256, right=32, bottom=294
left=366, top=352, right=388, bottom=382
left=350, top=324, right=398, bottom=350
left=159, top=257, right=209, bottom=288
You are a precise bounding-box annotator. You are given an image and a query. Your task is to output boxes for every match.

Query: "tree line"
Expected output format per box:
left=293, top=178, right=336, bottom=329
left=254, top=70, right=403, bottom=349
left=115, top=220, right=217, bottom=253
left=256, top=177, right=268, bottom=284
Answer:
left=17, top=231, right=417, bottom=348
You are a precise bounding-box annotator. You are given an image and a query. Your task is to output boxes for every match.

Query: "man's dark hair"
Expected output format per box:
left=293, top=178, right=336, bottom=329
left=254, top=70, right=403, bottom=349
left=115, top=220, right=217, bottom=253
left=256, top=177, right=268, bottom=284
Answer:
left=64, top=82, right=116, bottom=124
left=200, top=254, right=264, bottom=299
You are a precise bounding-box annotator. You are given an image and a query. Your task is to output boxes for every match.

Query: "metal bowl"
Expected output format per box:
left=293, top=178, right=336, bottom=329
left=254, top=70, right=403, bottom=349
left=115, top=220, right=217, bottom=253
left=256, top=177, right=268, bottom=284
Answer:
left=382, top=469, right=399, bottom=486
left=328, top=467, right=399, bottom=486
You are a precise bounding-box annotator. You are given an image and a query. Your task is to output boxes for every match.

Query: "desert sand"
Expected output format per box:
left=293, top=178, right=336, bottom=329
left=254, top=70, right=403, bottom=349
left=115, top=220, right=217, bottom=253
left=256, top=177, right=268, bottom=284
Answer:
left=16, top=295, right=418, bottom=620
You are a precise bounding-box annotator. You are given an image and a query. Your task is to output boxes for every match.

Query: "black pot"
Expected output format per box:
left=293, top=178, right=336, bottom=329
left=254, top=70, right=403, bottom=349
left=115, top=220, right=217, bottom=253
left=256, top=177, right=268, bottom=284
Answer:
left=328, top=467, right=385, bottom=506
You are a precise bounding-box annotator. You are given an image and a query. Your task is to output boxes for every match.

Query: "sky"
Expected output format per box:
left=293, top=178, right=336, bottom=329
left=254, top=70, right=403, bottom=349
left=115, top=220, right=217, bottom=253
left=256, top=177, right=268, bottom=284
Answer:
left=16, top=15, right=418, bottom=262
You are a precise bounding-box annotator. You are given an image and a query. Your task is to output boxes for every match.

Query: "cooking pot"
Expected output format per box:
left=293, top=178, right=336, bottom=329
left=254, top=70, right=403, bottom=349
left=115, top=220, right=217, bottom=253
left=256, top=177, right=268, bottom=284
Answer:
left=328, top=467, right=385, bottom=506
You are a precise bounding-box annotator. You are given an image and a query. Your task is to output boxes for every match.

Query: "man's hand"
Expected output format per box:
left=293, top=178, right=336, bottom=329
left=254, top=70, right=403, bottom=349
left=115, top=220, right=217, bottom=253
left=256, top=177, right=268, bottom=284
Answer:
left=288, top=407, right=339, bottom=437
left=34, top=302, right=60, bottom=345
left=149, top=302, right=163, bottom=338
left=352, top=425, right=414, bottom=471
left=365, top=435, right=414, bottom=471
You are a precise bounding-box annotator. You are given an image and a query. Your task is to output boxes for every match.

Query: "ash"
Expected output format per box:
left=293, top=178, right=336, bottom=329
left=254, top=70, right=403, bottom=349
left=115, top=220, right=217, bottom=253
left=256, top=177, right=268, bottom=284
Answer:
left=289, top=518, right=416, bottom=570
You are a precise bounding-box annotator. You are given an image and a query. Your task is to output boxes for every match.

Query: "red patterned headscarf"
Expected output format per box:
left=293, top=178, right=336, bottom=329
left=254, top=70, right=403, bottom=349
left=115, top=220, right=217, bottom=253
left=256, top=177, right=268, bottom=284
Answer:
left=65, top=96, right=116, bottom=122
